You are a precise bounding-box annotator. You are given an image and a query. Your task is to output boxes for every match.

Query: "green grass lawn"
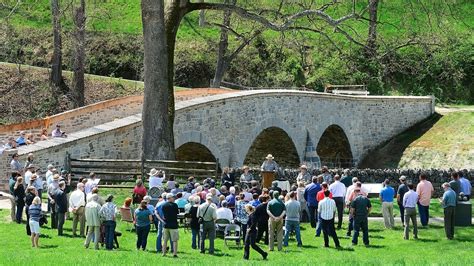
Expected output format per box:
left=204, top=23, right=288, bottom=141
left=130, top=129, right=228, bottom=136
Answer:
left=0, top=208, right=472, bottom=265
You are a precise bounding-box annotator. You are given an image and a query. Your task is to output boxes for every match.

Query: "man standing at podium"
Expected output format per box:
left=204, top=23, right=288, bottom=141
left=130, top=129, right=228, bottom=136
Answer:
left=260, top=154, right=279, bottom=189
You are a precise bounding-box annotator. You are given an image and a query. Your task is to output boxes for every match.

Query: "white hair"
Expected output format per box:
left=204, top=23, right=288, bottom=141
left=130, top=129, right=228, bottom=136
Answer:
left=229, top=186, right=236, bottom=194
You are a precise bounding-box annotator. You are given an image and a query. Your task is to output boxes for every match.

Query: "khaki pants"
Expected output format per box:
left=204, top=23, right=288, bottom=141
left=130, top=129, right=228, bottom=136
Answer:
left=84, top=225, right=100, bottom=250
left=268, top=218, right=283, bottom=251
left=382, top=202, right=395, bottom=228
left=72, top=206, right=85, bottom=236
left=404, top=207, right=418, bottom=239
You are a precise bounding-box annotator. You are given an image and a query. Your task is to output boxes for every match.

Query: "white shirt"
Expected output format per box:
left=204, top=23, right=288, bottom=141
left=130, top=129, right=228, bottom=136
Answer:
left=46, top=170, right=53, bottom=186
left=85, top=179, right=99, bottom=194
left=24, top=170, right=33, bottom=186
left=318, top=197, right=337, bottom=220
left=329, top=180, right=346, bottom=198
left=216, top=207, right=233, bottom=222
left=345, top=184, right=356, bottom=204
left=243, top=191, right=252, bottom=202
left=149, top=176, right=164, bottom=188
left=69, top=189, right=86, bottom=211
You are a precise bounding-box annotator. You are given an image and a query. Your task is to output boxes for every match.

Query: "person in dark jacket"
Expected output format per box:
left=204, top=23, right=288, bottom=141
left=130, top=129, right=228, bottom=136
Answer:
left=243, top=205, right=268, bottom=260
left=255, top=195, right=269, bottom=244
left=29, top=196, right=42, bottom=248
left=188, top=196, right=201, bottom=249
left=13, top=176, right=26, bottom=224
left=25, top=186, right=36, bottom=235
left=55, top=181, right=68, bottom=236
left=304, top=176, right=321, bottom=228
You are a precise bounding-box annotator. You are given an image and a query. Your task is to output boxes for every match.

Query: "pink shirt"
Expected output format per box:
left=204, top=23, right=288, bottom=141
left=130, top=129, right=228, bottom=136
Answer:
left=416, top=180, right=434, bottom=206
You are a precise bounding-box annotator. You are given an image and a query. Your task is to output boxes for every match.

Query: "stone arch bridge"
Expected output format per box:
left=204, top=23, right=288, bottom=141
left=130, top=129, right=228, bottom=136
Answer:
left=0, top=90, right=434, bottom=184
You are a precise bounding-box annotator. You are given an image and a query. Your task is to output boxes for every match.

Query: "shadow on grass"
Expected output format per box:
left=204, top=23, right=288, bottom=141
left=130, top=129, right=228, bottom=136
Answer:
left=370, top=235, right=385, bottom=239
left=40, top=234, right=52, bottom=239
left=416, top=238, right=438, bottom=243
left=365, top=244, right=385, bottom=249
left=454, top=236, right=474, bottom=242
left=369, top=228, right=385, bottom=233
left=337, top=246, right=355, bottom=252
left=40, top=244, right=59, bottom=249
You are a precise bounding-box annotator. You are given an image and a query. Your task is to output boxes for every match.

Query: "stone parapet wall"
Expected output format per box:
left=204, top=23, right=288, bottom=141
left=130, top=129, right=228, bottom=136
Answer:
left=0, top=95, right=144, bottom=142
left=229, top=167, right=473, bottom=198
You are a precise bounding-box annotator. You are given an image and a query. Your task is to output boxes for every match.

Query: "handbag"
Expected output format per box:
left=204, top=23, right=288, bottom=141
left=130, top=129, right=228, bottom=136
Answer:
left=198, top=204, right=210, bottom=224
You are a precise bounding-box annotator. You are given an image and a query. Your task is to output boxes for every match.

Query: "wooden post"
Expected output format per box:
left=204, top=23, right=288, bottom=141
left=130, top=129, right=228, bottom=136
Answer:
left=215, top=158, right=220, bottom=180
left=64, top=152, right=71, bottom=173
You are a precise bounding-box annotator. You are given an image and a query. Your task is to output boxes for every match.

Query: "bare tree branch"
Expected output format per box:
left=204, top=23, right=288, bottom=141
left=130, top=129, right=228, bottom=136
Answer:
left=188, top=2, right=365, bottom=31
left=288, top=26, right=343, bottom=54
left=1, top=0, right=21, bottom=21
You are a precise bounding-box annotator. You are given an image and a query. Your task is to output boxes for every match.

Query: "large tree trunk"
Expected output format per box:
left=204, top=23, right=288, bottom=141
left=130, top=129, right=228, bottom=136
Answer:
left=211, top=0, right=233, bottom=88
left=141, top=0, right=188, bottom=161
left=72, top=0, right=86, bottom=108
left=50, top=0, right=64, bottom=91
left=365, top=0, right=379, bottom=59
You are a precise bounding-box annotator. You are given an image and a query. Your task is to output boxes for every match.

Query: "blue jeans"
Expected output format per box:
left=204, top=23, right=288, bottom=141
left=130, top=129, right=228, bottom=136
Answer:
left=417, top=203, right=429, bottom=226
left=284, top=220, right=302, bottom=246
left=136, top=224, right=150, bottom=250
left=191, top=228, right=200, bottom=249
left=352, top=218, right=369, bottom=245
left=315, top=214, right=322, bottom=236
left=104, top=220, right=116, bottom=250
left=156, top=221, right=173, bottom=252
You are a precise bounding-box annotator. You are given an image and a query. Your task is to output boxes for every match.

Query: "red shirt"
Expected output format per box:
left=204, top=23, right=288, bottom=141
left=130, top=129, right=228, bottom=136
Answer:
left=317, top=189, right=332, bottom=201
left=133, top=186, right=147, bottom=203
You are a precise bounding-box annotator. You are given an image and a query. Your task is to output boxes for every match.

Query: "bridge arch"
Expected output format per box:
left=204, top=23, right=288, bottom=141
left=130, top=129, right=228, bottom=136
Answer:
left=174, top=131, right=225, bottom=163
left=235, top=117, right=304, bottom=167
left=243, top=127, right=300, bottom=168
left=315, top=124, right=354, bottom=168
left=176, top=142, right=216, bottom=162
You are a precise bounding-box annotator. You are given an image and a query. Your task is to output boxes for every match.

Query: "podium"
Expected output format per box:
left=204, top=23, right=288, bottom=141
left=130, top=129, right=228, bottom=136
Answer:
left=261, top=171, right=275, bottom=189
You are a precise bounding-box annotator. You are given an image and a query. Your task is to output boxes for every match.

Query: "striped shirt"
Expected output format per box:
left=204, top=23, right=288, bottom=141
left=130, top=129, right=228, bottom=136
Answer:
left=318, top=197, right=336, bottom=220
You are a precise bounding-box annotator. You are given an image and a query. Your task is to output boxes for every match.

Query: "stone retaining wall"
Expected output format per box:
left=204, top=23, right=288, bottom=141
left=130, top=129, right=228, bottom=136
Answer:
left=230, top=168, right=473, bottom=198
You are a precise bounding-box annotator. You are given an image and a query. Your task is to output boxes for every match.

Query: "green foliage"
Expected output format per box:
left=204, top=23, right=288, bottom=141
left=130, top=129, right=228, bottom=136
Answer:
left=1, top=0, right=473, bottom=103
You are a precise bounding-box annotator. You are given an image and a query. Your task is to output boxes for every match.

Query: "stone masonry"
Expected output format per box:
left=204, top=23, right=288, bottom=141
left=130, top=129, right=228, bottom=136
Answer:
left=0, top=90, right=435, bottom=189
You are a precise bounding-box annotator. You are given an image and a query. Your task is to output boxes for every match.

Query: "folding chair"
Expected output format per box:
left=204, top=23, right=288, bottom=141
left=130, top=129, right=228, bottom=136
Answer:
left=224, top=224, right=241, bottom=247
left=215, top=218, right=231, bottom=236
left=119, top=207, right=134, bottom=232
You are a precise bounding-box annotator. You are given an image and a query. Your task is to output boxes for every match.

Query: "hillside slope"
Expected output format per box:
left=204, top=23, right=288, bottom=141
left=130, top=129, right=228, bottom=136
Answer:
left=360, top=109, right=474, bottom=169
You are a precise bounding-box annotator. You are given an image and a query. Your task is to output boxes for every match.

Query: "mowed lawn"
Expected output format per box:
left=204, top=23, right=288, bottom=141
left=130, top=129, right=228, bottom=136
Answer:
left=0, top=208, right=473, bottom=265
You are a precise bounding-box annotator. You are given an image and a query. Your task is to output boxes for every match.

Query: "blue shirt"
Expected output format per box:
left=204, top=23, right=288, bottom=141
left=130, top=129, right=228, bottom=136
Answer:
left=155, top=200, right=166, bottom=218
left=16, top=136, right=26, bottom=146
left=380, top=186, right=395, bottom=202
left=249, top=199, right=260, bottom=207
left=304, top=183, right=321, bottom=207
left=226, top=194, right=236, bottom=207
left=135, top=208, right=152, bottom=227
left=442, top=188, right=457, bottom=208
left=175, top=198, right=188, bottom=209
left=459, top=177, right=471, bottom=196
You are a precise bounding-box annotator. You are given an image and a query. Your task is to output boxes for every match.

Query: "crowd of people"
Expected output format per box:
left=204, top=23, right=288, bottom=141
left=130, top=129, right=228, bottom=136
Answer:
left=0, top=125, right=67, bottom=155
left=1, top=152, right=472, bottom=260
